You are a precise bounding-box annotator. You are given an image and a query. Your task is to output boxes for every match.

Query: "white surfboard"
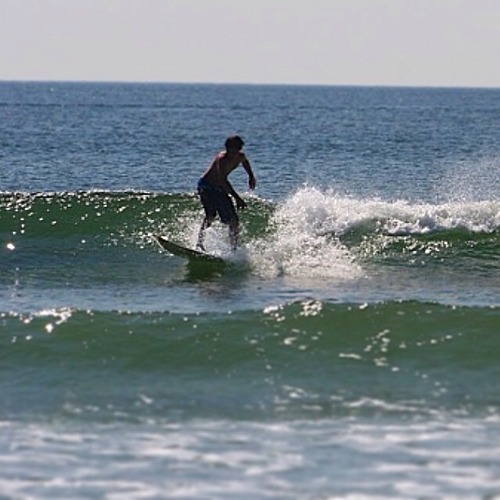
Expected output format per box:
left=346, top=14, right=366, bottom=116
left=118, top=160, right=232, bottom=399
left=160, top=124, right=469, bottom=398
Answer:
left=154, top=235, right=225, bottom=264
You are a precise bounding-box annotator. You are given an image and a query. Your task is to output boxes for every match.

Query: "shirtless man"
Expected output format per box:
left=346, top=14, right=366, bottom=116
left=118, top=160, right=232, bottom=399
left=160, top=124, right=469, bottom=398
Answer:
left=196, top=136, right=256, bottom=251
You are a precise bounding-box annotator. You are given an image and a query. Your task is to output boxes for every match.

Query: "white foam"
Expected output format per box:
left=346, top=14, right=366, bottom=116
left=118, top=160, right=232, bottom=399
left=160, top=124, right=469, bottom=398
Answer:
left=271, top=186, right=500, bottom=237
left=248, top=187, right=363, bottom=280
left=2, top=418, right=500, bottom=499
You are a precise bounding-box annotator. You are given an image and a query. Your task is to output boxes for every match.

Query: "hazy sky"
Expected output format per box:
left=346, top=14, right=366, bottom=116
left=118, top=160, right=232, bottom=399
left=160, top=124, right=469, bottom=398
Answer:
left=1, top=0, right=499, bottom=87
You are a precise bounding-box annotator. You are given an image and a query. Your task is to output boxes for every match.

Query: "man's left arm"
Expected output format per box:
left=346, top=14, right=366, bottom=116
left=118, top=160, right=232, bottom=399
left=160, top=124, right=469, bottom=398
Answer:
left=241, top=154, right=256, bottom=190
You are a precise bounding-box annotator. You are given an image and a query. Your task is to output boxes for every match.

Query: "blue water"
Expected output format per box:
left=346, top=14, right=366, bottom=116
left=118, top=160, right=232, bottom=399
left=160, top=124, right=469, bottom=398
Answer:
left=1, top=81, right=500, bottom=498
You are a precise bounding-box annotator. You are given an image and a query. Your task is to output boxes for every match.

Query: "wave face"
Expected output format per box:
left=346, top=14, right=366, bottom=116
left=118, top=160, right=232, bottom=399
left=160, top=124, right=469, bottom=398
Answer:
left=2, top=188, right=498, bottom=311
left=1, top=301, right=499, bottom=422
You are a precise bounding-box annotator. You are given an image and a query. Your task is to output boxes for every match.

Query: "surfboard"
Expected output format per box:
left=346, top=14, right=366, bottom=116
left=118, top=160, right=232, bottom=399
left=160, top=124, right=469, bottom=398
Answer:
left=154, top=235, right=225, bottom=264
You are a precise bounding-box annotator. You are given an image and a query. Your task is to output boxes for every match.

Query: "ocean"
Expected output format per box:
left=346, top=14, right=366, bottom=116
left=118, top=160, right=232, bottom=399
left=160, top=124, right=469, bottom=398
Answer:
left=1, top=81, right=499, bottom=499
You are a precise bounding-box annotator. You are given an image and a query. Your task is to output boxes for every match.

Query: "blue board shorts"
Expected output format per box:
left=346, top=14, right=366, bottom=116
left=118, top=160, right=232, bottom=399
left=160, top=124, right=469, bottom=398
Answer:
left=197, top=178, right=237, bottom=224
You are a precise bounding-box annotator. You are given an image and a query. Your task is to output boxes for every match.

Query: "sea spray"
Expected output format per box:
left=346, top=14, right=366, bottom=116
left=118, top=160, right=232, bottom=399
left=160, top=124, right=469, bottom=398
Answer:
left=248, top=187, right=363, bottom=280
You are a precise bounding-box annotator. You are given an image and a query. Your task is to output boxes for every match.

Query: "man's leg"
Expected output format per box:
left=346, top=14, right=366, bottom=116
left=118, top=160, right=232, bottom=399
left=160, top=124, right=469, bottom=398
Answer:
left=197, top=216, right=214, bottom=251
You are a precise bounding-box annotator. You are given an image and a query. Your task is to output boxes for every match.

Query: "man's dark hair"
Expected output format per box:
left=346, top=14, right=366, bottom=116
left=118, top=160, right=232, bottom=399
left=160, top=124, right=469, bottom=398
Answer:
left=225, top=135, right=245, bottom=149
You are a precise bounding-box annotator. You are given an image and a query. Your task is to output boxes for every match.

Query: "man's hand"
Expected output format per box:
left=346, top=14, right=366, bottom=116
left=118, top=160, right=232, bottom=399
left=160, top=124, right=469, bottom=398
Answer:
left=248, top=176, right=256, bottom=190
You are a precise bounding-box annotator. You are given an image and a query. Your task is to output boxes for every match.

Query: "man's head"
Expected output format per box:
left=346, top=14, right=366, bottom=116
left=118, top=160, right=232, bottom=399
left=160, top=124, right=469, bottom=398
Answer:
left=225, top=135, right=245, bottom=151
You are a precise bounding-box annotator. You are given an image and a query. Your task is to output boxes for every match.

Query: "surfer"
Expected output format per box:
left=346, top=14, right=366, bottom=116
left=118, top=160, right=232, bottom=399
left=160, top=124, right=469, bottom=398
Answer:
left=196, top=135, right=256, bottom=251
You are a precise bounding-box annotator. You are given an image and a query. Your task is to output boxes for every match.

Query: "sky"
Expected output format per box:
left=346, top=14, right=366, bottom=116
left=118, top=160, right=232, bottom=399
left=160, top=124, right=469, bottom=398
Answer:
left=1, top=0, right=499, bottom=88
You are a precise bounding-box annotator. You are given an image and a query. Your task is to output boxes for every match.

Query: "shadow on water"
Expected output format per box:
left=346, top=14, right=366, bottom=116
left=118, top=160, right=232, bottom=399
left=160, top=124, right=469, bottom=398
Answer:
left=186, top=260, right=227, bottom=281
left=181, top=259, right=255, bottom=304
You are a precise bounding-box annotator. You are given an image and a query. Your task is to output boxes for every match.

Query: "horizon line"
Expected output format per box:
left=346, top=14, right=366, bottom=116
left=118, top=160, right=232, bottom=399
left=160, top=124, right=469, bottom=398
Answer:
left=0, top=78, right=499, bottom=91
